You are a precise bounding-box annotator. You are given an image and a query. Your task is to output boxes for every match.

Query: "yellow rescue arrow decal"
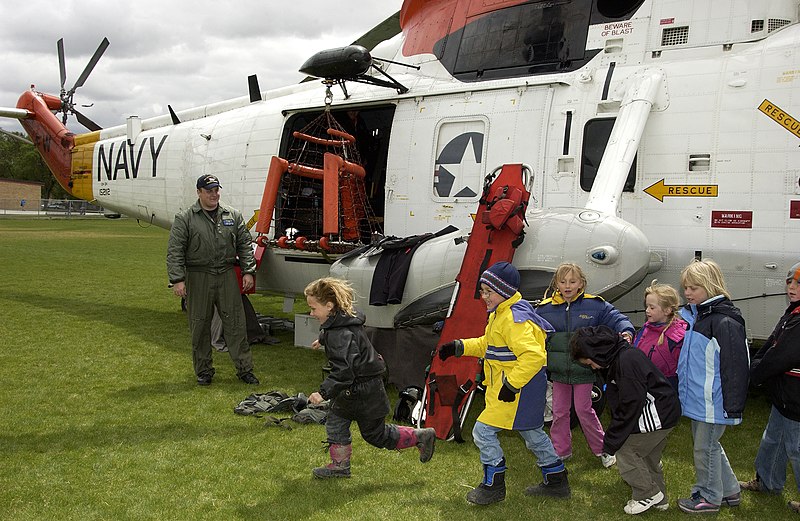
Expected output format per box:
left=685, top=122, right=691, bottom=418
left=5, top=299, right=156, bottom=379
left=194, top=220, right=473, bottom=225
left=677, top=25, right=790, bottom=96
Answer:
left=247, top=210, right=260, bottom=230
left=758, top=99, right=800, bottom=139
left=644, top=179, right=718, bottom=202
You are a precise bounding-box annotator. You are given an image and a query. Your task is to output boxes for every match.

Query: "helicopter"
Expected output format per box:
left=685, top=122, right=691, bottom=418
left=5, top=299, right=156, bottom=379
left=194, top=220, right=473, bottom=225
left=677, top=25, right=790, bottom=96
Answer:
left=2, top=0, right=799, bottom=352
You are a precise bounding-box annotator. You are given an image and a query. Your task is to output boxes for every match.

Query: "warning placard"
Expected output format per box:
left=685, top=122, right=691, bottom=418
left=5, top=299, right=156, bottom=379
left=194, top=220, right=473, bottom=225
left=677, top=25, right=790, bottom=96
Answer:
left=791, top=201, right=800, bottom=219
left=711, top=210, right=752, bottom=229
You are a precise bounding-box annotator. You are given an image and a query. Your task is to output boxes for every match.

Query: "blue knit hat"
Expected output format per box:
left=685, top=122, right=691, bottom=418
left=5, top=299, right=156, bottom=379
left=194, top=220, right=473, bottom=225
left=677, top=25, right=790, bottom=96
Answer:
left=479, top=261, right=520, bottom=299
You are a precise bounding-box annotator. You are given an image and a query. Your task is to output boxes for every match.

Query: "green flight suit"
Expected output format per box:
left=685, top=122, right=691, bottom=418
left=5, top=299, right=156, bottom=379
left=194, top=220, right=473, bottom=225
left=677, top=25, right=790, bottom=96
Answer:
left=167, top=200, right=256, bottom=379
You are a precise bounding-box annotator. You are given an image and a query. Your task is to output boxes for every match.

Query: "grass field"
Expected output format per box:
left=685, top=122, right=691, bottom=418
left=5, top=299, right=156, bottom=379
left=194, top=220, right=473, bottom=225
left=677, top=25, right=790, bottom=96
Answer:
left=0, top=217, right=795, bottom=520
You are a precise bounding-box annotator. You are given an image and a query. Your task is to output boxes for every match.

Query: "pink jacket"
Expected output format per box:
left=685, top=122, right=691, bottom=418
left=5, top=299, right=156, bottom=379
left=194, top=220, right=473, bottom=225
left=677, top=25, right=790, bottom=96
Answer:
left=633, top=319, right=687, bottom=379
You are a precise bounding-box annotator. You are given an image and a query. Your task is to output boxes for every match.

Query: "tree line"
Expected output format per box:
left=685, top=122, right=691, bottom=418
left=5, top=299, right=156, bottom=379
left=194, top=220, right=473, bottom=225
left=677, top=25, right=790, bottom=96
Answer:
left=0, top=130, right=69, bottom=199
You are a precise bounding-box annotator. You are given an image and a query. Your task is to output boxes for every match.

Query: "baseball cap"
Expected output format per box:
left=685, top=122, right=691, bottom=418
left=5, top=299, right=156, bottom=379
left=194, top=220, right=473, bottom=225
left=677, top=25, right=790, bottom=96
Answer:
left=197, top=174, right=221, bottom=189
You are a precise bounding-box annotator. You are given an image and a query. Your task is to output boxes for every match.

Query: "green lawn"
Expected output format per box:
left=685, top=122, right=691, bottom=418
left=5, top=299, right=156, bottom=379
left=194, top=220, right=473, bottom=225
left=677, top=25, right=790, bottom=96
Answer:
left=0, top=218, right=794, bottom=520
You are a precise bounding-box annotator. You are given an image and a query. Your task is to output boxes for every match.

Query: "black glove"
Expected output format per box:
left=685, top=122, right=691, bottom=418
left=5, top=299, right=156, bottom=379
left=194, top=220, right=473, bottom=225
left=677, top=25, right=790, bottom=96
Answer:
left=438, top=340, right=458, bottom=361
left=497, top=381, right=517, bottom=402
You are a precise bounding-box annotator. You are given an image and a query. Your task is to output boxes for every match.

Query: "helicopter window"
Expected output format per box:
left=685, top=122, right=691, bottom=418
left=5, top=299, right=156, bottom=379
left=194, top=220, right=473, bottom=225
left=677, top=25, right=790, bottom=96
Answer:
left=580, top=118, right=636, bottom=193
left=596, top=0, right=645, bottom=18
left=432, top=119, right=486, bottom=201
left=455, top=1, right=591, bottom=79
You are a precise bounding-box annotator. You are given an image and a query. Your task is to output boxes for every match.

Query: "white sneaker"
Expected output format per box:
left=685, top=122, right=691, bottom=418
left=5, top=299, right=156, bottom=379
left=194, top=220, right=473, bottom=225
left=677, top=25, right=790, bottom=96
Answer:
left=624, top=491, right=665, bottom=515
left=599, top=453, right=616, bottom=468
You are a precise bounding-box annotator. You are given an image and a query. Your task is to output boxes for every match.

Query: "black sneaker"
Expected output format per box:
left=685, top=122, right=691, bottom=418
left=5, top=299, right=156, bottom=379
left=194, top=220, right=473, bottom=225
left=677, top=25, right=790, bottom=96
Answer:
left=239, top=372, right=260, bottom=385
left=197, top=374, right=213, bottom=386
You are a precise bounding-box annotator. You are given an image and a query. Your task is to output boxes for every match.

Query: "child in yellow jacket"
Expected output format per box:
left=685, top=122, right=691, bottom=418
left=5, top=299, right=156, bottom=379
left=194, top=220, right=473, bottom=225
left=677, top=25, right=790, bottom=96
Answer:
left=439, top=262, right=569, bottom=505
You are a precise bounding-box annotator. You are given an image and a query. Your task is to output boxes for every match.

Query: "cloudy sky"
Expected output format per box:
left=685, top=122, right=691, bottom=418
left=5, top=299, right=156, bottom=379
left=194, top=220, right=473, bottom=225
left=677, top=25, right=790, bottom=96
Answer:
left=0, top=0, right=402, bottom=134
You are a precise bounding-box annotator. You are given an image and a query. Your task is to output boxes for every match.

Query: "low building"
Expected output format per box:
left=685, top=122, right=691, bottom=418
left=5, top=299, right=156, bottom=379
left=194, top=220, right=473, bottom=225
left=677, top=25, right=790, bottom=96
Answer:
left=0, top=178, right=44, bottom=211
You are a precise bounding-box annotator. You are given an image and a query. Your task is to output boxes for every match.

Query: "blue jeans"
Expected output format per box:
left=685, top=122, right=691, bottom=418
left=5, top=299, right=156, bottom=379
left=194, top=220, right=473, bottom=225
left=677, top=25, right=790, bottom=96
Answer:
left=690, top=420, right=740, bottom=504
left=472, top=420, right=559, bottom=468
left=754, top=406, right=800, bottom=493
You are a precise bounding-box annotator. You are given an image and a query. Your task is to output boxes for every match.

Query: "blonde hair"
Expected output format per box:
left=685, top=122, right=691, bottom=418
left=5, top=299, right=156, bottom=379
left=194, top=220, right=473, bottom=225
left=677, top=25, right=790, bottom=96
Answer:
left=644, top=279, right=682, bottom=345
left=544, top=262, right=587, bottom=299
left=680, top=259, right=730, bottom=300
left=304, top=277, right=357, bottom=316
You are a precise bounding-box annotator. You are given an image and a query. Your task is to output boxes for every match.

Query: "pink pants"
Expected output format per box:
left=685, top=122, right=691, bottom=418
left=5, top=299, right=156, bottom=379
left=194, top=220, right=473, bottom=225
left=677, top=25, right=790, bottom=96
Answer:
left=550, top=381, right=605, bottom=457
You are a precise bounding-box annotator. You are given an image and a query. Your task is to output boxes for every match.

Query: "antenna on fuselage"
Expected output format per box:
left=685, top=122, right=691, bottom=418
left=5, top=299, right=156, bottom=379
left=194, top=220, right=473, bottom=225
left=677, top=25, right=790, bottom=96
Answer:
left=167, top=105, right=181, bottom=125
left=248, top=75, right=262, bottom=103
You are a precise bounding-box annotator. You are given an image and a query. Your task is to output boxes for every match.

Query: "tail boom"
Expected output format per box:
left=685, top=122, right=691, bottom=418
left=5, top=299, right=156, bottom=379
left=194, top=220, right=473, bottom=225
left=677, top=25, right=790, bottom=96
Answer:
left=16, top=89, right=76, bottom=196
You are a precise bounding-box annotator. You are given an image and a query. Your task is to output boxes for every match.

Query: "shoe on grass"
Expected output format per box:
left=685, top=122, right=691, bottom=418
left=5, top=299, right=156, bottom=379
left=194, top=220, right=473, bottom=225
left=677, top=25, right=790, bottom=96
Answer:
left=677, top=492, right=719, bottom=514
left=239, top=372, right=259, bottom=385
left=740, top=477, right=765, bottom=493
left=624, top=491, right=664, bottom=515
left=599, top=453, right=616, bottom=468
left=654, top=500, right=669, bottom=512
left=197, top=374, right=212, bottom=386
left=415, top=428, right=436, bottom=463
left=788, top=500, right=800, bottom=514
left=721, top=491, right=740, bottom=507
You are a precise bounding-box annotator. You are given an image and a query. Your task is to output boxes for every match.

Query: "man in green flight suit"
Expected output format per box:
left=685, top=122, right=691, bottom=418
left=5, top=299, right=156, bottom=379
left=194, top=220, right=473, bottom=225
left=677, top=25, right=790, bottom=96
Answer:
left=167, top=174, right=260, bottom=386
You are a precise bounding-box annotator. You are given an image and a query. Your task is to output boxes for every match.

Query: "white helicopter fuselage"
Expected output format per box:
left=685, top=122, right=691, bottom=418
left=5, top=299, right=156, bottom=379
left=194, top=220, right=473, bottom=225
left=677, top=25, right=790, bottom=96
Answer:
left=9, top=0, right=800, bottom=339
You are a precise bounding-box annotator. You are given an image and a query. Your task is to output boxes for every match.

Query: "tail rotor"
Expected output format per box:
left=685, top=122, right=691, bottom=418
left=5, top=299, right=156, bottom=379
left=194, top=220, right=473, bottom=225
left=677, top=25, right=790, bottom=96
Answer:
left=56, top=37, right=109, bottom=131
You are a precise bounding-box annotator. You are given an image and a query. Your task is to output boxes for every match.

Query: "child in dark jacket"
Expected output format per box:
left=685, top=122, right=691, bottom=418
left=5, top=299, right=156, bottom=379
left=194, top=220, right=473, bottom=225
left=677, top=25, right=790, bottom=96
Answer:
left=739, top=261, right=800, bottom=514
left=305, top=277, right=435, bottom=478
left=632, top=281, right=686, bottom=392
left=572, top=326, right=681, bottom=515
left=676, top=259, right=749, bottom=513
left=536, top=262, right=635, bottom=468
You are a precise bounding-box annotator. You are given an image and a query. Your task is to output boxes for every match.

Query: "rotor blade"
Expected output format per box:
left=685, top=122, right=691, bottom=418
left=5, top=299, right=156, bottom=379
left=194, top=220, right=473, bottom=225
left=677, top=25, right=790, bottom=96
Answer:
left=69, top=37, right=109, bottom=94
left=74, top=109, right=101, bottom=132
left=57, top=38, right=67, bottom=91
left=351, top=11, right=401, bottom=51
left=0, top=128, right=34, bottom=145
left=298, top=11, right=401, bottom=84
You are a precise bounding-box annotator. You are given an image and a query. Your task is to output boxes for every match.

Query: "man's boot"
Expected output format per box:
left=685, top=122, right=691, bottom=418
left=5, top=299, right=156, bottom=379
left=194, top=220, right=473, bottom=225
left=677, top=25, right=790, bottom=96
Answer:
left=395, top=426, right=436, bottom=463
left=312, top=443, right=351, bottom=479
left=525, top=461, right=570, bottom=498
left=466, top=459, right=507, bottom=505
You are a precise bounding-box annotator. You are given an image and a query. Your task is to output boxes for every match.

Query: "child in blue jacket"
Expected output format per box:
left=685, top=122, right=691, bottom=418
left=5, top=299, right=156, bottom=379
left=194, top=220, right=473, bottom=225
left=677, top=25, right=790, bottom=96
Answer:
left=536, top=262, right=635, bottom=468
left=676, top=259, right=749, bottom=514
